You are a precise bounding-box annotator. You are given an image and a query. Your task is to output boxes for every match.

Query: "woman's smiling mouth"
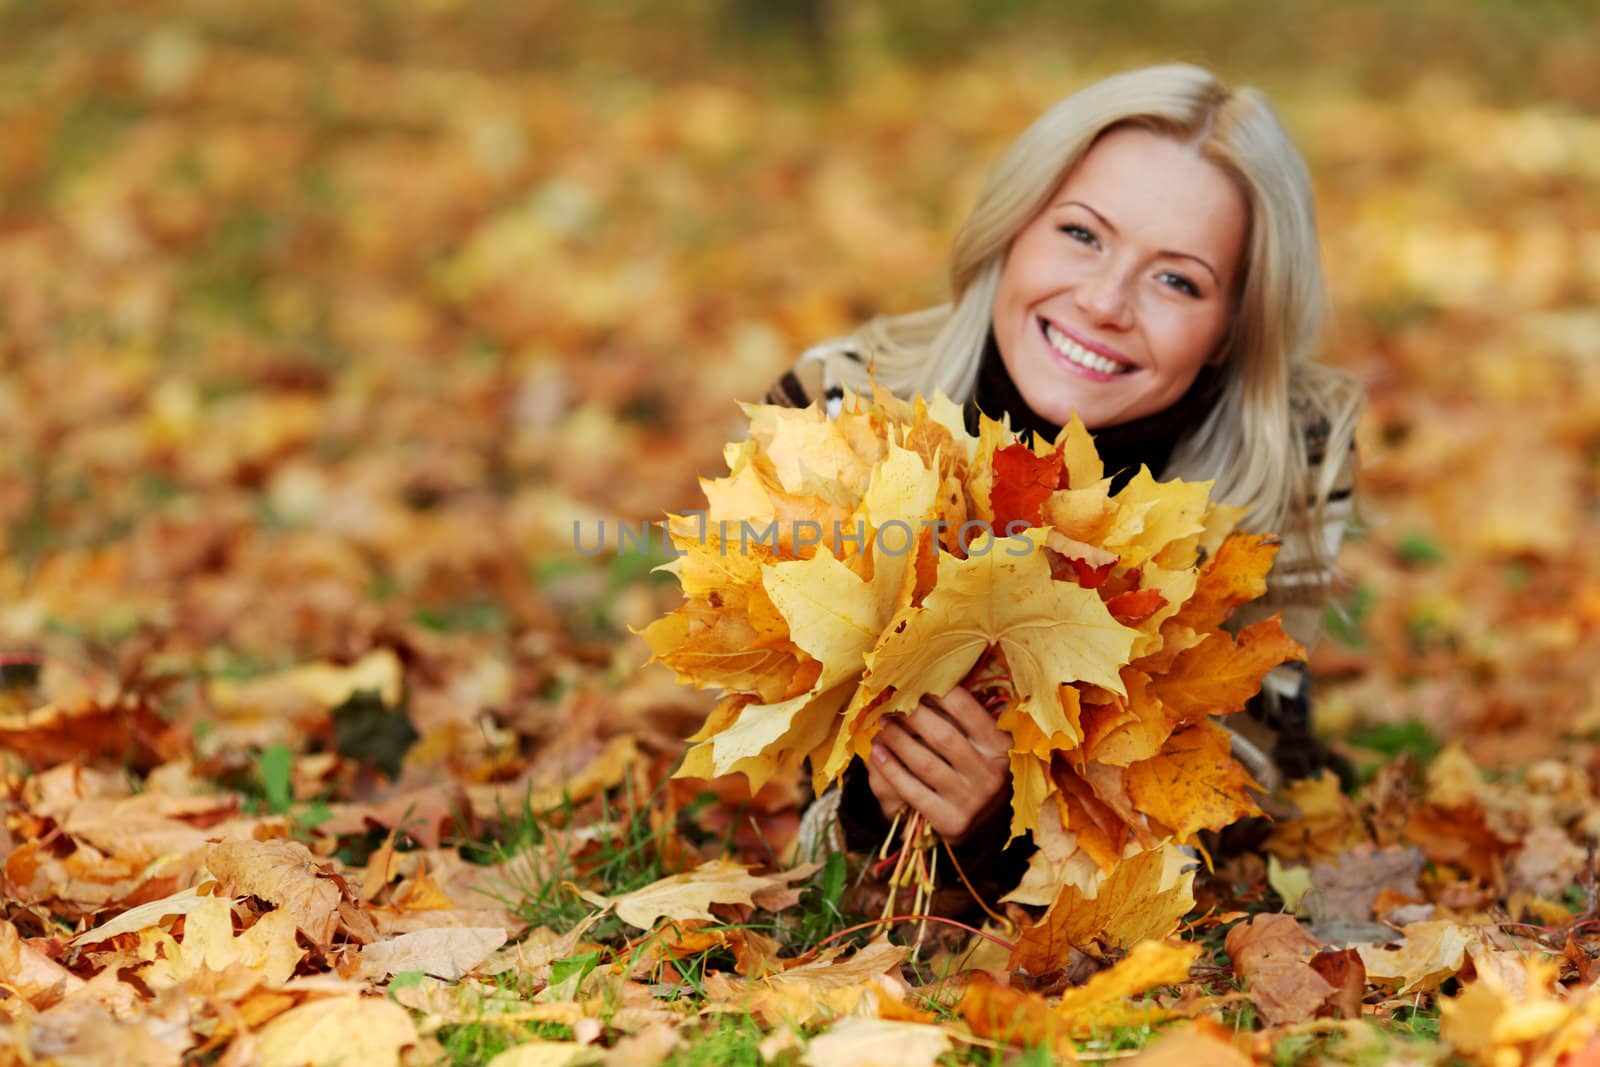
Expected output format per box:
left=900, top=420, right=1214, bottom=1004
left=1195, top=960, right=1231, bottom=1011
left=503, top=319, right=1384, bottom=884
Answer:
left=1040, top=318, right=1134, bottom=377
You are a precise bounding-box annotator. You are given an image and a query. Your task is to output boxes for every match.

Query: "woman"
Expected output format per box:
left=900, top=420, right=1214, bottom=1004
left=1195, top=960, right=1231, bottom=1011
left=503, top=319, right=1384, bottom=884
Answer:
left=763, top=64, right=1362, bottom=914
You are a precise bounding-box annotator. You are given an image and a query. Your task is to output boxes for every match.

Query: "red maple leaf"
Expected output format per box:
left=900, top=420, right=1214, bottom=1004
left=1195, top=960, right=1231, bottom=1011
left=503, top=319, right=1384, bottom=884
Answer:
left=990, top=443, right=1065, bottom=530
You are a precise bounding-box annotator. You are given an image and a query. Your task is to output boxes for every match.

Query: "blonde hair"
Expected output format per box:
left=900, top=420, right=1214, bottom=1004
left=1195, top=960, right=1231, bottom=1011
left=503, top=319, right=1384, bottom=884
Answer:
left=806, top=63, right=1362, bottom=539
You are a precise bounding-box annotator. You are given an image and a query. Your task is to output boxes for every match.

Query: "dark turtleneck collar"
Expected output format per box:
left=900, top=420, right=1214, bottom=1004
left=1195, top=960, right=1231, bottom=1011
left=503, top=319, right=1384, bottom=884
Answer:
left=961, top=331, right=1223, bottom=492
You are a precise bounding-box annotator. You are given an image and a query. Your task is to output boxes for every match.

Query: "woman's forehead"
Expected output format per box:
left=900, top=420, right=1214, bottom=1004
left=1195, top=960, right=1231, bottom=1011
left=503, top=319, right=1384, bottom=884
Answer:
left=1042, top=128, right=1248, bottom=270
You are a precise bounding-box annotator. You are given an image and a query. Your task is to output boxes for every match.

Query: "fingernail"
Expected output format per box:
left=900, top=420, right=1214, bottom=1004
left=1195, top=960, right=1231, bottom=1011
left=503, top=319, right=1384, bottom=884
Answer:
left=870, top=743, right=887, bottom=765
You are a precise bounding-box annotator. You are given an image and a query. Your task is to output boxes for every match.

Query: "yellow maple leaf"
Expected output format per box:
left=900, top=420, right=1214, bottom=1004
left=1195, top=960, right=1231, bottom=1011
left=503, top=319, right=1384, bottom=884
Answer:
left=1051, top=412, right=1103, bottom=487
left=1357, top=920, right=1477, bottom=993
left=1439, top=957, right=1581, bottom=1065
left=863, top=527, right=1138, bottom=732
left=1009, top=844, right=1196, bottom=971
left=1004, top=795, right=1108, bottom=907
left=255, top=995, right=417, bottom=1067
left=1123, top=720, right=1264, bottom=843
left=764, top=407, right=879, bottom=502
left=137, top=895, right=302, bottom=989
left=640, top=604, right=801, bottom=703
left=1056, top=939, right=1202, bottom=1034
left=582, top=859, right=815, bottom=930
left=1083, top=670, right=1177, bottom=766
left=698, top=681, right=857, bottom=790
left=1094, top=467, right=1214, bottom=567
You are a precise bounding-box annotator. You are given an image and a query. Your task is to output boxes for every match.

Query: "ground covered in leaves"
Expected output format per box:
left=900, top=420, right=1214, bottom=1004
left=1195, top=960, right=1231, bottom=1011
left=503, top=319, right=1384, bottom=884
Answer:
left=3, top=2, right=1600, bottom=1064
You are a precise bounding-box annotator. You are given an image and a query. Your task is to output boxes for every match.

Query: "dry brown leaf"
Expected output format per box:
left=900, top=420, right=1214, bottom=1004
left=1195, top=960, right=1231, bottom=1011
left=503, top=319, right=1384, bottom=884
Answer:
left=1308, top=948, right=1367, bottom=1021
left=1304, top=844, right=1426, bottom=924
left=600, top=1023, right=681, bottom=1067
left=69, top=886, right=211, bottom=946
left=1357, top=920, right=1477, bottom=994
left=582, top=859, right=814, bottom=930
left=1225, top=913, right=1335, bottom=1025
left=0, top=919, right=85, bottom=1009
left=136, top=895, right=303, bottom=990
left=358, top=926, right=508, bottom=981
left=1010, top=845, right=1194, bottom=970
left=206, top=838, right=344, bottom=946
left=487, top=1041, right=605, bottom=1067
left=799, top=1016, right=953, bottom=1067
left=1124, top=1019, right=1254, bottom=1066
left=254, top=995, right=417, bottom=1067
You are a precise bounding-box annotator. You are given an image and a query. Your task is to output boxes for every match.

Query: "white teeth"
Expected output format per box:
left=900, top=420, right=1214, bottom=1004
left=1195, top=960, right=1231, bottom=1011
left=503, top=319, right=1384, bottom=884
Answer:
left=1044, top=322, right=1127, bottom=375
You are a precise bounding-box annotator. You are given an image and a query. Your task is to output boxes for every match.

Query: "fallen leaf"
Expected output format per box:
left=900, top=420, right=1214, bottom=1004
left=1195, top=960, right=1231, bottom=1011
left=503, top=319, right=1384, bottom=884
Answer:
left=701, top=939, right=908, bottom=1026
left=1057, top=939, right=1201, bottom=1018
left=0, top=919, right=85, bottom=1008
left=600, top=1023, right=680, bottom=1067
left=1304, top=844, right=1425, bottom=924
left=206, top=838, right=344, bottom=946
left=1225, top=913, right=1335, bottom=1025
left=69, top=886, right=211, bottom=946
left=1308, top=948, right=1367, bottom=1020
left=957, top=972, right=1071, bottom=1056
left=800, top=1016, right=953, bottom=1067
left=1357, top=920, right=1477, bottom=993
left=255, top=995, right=417, bottom=1067
left=137, top=895, right=303, bottom=989
left=359, top=926, right=508, bottom=980
left=1010, top=844, right=1195, bottom=970
left=1124, top=1019, right=1254, bottom=1066
left=0, top=697, right=179, bottom=772
left=487, top=1040, right=605, bottom=1067
left=583, top=859, right=814, bottom=930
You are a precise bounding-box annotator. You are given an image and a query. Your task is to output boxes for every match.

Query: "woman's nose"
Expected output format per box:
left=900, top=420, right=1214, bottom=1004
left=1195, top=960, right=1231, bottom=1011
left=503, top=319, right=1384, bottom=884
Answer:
left=1074, top=265, right=1134, bottom=329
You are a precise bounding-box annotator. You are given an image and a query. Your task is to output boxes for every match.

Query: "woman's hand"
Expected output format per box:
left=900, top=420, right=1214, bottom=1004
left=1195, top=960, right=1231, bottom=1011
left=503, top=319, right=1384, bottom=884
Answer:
left=865, top=685, right=1013, bottom=843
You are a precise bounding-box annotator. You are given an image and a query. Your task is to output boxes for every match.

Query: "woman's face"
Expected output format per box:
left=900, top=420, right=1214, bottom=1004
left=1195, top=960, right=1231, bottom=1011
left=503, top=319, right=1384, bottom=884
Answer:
left=991, top=126, right=1248, bottom=431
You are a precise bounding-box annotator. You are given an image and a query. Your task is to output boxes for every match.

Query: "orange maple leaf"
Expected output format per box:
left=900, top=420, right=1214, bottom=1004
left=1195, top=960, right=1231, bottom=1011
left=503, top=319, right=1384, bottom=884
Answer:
left=1009, top=845, right=1195, bottom=970
left=1145, top=618, right=1305, bottom=727
left=989, top=442, right=1064, bottom=529
left=1167, top=531, right=1280, bottom=634
left=1125, top=720, right=1264, bottom=843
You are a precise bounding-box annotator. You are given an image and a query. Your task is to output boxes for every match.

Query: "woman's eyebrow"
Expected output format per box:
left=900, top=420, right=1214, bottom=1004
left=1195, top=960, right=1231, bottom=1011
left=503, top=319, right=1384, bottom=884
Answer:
left=1057, top=199, right=1221, bottom=287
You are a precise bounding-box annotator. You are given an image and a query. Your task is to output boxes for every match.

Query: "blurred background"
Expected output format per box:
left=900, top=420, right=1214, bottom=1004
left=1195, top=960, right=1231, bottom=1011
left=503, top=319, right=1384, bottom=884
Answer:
left=1, top=0, right=1597, bottom=777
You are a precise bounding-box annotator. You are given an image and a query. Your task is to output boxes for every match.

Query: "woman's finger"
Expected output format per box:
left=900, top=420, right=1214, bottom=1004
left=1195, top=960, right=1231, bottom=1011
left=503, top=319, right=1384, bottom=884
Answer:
left=864, top=758, right=907, bottom=819
left=870, top=741, right=966, bottom=837
left=878, top=721, right=962, bottom=793
left=902, top=702, right=968, bottom=760
left=933, top=685, right=1013, bottom=758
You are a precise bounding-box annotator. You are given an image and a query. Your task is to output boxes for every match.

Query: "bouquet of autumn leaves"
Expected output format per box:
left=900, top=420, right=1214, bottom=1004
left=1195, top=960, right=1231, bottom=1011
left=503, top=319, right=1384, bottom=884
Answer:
left=643, top=386, right=1302, bottom=963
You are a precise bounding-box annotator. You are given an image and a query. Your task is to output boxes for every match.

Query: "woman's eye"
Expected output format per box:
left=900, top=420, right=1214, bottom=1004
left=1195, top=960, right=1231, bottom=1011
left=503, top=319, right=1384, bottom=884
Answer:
left=1059, top=224, right=1098, bottom=247
left=1158, top=271, right=1201, bottom=298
